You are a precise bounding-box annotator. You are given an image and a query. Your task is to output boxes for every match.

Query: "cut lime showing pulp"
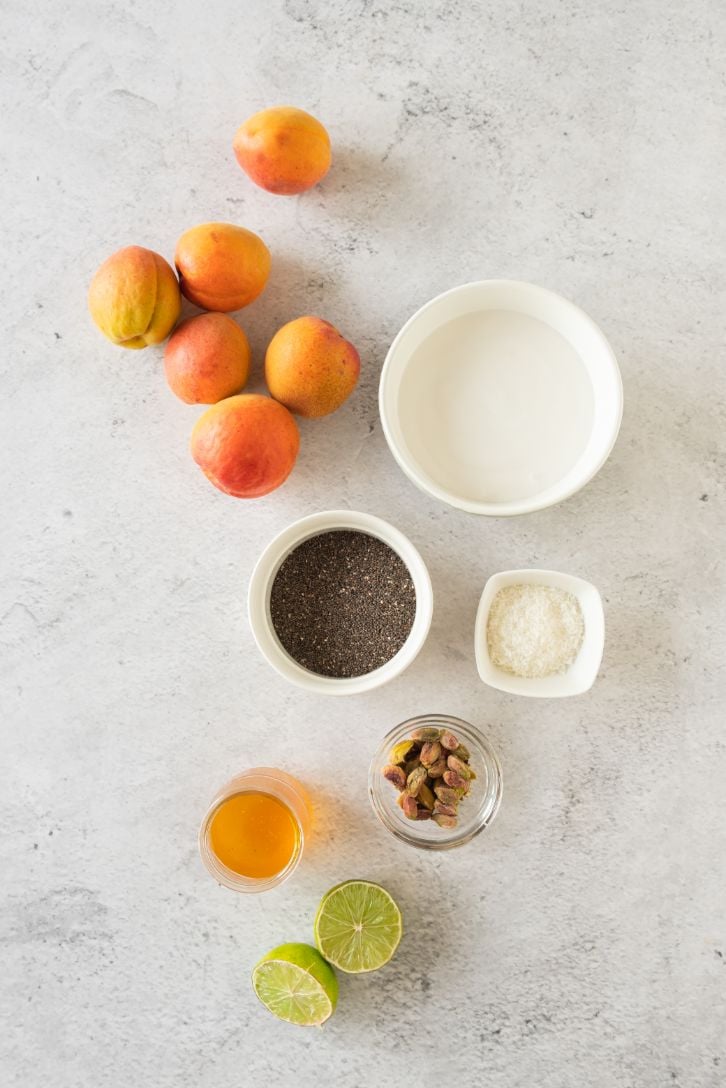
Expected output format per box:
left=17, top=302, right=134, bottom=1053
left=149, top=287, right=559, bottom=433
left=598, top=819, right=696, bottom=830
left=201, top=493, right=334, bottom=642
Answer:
left=314, top=880, right=403, bottom=973
left=251, top=943, right=338, bottom=1026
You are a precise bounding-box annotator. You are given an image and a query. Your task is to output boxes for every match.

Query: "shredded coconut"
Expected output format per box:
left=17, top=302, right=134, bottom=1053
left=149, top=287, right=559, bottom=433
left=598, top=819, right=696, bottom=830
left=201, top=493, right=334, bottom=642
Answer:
left=486, top=583, right=584, bottom=679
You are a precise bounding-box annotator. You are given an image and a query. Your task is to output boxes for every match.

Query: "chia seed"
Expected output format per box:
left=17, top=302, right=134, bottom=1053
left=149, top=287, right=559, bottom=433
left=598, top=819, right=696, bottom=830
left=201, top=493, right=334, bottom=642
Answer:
left=269, top=529, right=417, bottom=678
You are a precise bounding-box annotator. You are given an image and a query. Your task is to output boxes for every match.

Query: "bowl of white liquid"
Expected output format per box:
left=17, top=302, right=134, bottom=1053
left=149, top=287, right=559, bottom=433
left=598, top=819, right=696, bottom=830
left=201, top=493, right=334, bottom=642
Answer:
left=379, top=280, right=622, bottom=516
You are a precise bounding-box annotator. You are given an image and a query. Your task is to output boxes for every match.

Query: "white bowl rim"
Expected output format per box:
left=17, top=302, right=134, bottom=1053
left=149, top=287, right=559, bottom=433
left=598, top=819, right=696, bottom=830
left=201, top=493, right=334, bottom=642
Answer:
left=247, top=509, right=434, bottom=695
left=474, top=567, right=605, bottom=697
left=379, top=278, right=623, bottom=517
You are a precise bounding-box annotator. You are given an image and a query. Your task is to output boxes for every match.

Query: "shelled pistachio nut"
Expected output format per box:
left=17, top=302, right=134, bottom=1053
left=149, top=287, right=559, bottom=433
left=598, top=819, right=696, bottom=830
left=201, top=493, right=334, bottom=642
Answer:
left=390, top=740, right=416, bottom=765
left=410, top=726, right=442, bottom=742
left=447, top=754, right=475, bottom=780
left=383, top=764, right=407, bottom=791
left=420, top=740, right=443, bottom=767
left=406, top=765, right=428, bottom=797
left=383, top=725, right=476, bottom=832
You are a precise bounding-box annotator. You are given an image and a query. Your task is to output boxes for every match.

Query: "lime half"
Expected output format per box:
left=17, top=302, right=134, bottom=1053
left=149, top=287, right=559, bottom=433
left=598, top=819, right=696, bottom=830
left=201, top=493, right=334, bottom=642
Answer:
left=314, top=880, right=403, bottom=973
left=251, top=943, right=338, bottom=1026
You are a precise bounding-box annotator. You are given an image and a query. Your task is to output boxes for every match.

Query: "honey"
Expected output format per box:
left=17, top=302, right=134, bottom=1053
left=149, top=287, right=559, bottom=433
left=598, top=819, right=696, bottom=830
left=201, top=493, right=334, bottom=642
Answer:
left=209, top=790, right=299, bottom=879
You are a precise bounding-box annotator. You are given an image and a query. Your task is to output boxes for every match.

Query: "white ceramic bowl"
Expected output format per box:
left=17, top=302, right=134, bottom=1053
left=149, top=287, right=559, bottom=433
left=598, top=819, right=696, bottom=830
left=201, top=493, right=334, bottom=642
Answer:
left=379, top=280, right=622, bottom=516
left=475, top=568, right=605, bottom=697
left=247, top=510, right=434, bottom=695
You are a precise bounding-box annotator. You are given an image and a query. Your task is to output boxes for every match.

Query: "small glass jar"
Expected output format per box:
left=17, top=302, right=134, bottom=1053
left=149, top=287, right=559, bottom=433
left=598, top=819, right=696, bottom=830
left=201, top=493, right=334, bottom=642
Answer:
left=198, top=768, right=310, bottom=893
left=369, top=715, right=503, bottom=850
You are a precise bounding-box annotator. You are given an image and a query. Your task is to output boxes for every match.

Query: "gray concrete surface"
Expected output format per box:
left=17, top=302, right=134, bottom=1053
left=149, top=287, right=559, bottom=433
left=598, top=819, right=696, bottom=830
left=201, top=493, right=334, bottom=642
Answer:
left=2, top=1, right=725, bottom=1085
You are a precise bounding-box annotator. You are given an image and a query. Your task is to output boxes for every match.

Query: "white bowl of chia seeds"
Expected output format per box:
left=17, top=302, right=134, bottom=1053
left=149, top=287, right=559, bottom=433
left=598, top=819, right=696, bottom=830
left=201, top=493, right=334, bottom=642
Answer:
left=247, top=510, right=434, bottom=695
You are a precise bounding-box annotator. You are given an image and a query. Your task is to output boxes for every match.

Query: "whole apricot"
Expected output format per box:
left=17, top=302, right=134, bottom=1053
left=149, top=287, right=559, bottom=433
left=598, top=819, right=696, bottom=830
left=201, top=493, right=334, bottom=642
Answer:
left=191, top=394, right=299, bottom=498
left=164, top=313, right=250, bottom=404
left=233, top=106, right=331, bottom=195
left=88, top=245, right=180, bottom=349
left=174, top=223, right=270, bottom=311
left=265, top=316, right=360, bottom=418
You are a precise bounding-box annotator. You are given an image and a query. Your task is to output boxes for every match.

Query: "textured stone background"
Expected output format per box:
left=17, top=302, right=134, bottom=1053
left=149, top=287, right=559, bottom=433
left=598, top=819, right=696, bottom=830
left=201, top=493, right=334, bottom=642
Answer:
left=2, top=1, right=725, bottom=1085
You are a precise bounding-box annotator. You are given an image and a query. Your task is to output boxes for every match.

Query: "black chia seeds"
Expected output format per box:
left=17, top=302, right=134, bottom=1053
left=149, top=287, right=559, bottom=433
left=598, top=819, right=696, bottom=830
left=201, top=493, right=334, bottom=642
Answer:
left=269, top=529, right=417, bottom=678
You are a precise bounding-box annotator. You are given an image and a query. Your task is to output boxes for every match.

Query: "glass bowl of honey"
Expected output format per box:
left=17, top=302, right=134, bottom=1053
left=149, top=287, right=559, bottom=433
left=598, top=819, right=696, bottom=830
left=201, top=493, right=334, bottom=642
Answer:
left=199, top=768, right=310, bottom=893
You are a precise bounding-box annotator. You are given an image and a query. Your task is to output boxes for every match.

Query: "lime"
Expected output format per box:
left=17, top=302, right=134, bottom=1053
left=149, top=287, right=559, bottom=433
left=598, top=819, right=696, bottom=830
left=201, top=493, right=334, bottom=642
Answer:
left=314, top=880, right=403, bottom=973
left=251, top=943, right=338, bottom=1026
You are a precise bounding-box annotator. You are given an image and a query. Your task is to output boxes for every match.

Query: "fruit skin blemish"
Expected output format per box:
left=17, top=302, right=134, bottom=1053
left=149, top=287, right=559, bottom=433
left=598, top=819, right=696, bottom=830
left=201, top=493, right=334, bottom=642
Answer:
left=209, top=791, right=299, bottom=879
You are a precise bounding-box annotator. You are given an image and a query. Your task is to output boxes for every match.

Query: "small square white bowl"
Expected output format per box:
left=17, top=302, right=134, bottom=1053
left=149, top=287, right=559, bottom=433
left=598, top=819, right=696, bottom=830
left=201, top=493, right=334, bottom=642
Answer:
left=475, top=569, right=604, bottom=697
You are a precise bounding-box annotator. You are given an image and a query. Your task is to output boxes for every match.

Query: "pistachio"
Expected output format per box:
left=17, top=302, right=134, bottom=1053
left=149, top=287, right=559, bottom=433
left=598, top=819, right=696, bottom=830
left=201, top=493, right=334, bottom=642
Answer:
left=382, top=728, right=473, bottom=835
left=433, top=784, right=460, bottom=806
left=447, top=754, right=475, bottom=780
left=426, top=756, right=447, bottom=778
left=406, top=765, right=428, bottom=797
left=420, top=740, right=442, bottom=768
left=400, top=794, right=419, bottom=820
left=383, top=764, right=407, bottom=791
left=418, top=781, right=436, bottom=811
left=410, top=726, right=443, bottom=742
left=389, top=740, right=416, bottom=765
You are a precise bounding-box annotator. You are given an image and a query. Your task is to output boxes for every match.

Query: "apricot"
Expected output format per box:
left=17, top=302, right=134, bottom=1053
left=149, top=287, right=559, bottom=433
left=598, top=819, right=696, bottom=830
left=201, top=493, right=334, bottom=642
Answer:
left=174, top=223, right=270, bottom=311
left=265, top=316, right=360, bottom=418
left=88, top=245, right=180, bottom=349
left=164, top=313, right=250, bottom=405
left=233, top=106, right=331, bottom=195
left=191, top=394, right=299, bottom=498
